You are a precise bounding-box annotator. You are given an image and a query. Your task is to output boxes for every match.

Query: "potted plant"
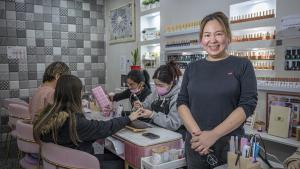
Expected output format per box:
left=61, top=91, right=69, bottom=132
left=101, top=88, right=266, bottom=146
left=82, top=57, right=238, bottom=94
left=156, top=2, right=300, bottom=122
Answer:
left=130, top=48, right=141, bottom=70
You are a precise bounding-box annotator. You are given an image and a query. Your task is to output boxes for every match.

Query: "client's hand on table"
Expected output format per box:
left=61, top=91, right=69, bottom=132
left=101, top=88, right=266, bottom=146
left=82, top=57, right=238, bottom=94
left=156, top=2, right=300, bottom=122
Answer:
left=128, top=109, right=147, bottom=121
left=139, top=108, right=153, bottom=118
left=133, top=100, right=143, bottom=110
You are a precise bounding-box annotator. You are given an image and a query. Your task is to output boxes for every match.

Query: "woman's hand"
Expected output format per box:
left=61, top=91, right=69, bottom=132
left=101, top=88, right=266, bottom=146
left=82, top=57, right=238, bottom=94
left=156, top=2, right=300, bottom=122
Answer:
left=108, top=93, right=114, bottom=101
left=133, top=101, right=143, bottom=110
left=139, top=108, right=153, bottom=118
left=128, top=109, right=144, bottom=121
left=191, top=130, right=219, bottom=155
left=102, top=103, right=113, bottom=112
left=288, top=160, right=300, bottom=169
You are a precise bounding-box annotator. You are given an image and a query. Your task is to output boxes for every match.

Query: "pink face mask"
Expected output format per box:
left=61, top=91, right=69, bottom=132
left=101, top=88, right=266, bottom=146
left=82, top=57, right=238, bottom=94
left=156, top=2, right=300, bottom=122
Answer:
left=155, top=86, right=170, bottom=96
left=130, top=88, right=140, bottom=94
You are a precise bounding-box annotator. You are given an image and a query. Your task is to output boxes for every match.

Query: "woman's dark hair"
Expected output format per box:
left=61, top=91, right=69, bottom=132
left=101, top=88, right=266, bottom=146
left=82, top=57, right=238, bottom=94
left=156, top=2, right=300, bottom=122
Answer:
left=127, top=70, right=151, bottom=89
left=153, top=61, right=182, bottom=84
left=199, top=11, right=232, bottom=42
left=34, top=74, right=83, bottom=145
left=43, top=62, right=71, bottom=83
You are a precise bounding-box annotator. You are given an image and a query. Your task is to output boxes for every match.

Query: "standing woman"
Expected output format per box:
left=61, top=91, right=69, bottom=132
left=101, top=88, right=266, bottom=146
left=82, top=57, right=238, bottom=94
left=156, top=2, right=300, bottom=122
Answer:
left=177, top=11, right=257, bottom=169
left=109, top=70, right=151, bottom=106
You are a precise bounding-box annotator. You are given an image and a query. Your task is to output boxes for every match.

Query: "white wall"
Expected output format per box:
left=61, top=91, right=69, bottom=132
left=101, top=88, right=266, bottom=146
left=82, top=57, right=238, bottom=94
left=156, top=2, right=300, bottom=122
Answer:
left=105, top=0, right=138, bottom=92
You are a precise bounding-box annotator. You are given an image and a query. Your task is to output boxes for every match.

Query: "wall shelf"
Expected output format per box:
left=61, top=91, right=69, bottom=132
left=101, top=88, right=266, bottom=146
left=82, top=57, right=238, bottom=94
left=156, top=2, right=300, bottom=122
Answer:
left=141, top=7, right=160, bottom=16
left=164, top=28, right=200, bottom=37
left=257, top=84, right=300, bottom=93
left=255, top=69, right=276, bottom=77
left=229, top=40, right=275, bottom=50
left=231, top=18, right=276, bottom=31
left=244, top=125, right=300, bottom=148
left=165, top=45, right=201, bottom=52
left=140, top=39, right=160, bottom=46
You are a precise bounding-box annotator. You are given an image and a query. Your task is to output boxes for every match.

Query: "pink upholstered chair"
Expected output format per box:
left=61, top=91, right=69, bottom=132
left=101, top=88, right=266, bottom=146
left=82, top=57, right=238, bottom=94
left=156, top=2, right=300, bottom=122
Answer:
left=16, top=120, right=40, bottom=169
left=41, top=142, right=100, bottom=169
left=6, top=103, right=31, bottom=159
left=8, top=103, right=31, bottom=128
left=0, top=98, right=29, bottom=145
left=1, top=98, right=29, bottom=109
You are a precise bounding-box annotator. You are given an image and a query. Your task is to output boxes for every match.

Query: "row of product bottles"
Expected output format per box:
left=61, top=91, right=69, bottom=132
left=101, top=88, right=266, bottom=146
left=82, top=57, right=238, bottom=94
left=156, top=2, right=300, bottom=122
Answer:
left=230, top=9, right=275, bottom=24
left=164, top=20, right=201, bottom=33
left=168, top=53, right=207, bottom=62
left=285, top=48, right=300, bottom=71
left=251, top=60, right=274, bottom=70
left=232, top=31, right=276, bottom=42
left=173, top=62, right=188, bottom=69
left=257, top=77, right=300, bottom=88
left=228, top=50, right=275, bottom=60
left=165, top=39, right=198, bottom=48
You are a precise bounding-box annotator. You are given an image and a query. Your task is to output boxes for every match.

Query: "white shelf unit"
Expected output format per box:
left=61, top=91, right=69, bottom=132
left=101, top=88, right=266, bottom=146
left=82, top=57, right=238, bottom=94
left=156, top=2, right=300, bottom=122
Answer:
left=141, top=43, right=160, bottom=69
left=244, top=125, right=300, bottom=148
left=139, top=1, right=160, bottom=69
left=164, top=28, right=200, bottom=37
left=230, top=0, right=277, bottom=78
left=141, top=156, right=186, bottom=169
left=140, top=12, right=160, bottom=42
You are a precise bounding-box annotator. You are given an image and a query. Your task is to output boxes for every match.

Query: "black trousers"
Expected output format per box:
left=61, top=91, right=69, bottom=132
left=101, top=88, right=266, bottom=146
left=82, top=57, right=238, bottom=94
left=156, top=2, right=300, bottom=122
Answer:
left=185, top=135, right=230, bottom=169
left=94, top=149, right=124, bottom=169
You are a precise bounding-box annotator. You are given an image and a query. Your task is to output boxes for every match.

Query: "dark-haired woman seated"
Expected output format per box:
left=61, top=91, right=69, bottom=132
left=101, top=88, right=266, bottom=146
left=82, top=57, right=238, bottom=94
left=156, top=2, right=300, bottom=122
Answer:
left=109, top=69, right=151, bottom=107
left=134, top=61, right=186, bottom=139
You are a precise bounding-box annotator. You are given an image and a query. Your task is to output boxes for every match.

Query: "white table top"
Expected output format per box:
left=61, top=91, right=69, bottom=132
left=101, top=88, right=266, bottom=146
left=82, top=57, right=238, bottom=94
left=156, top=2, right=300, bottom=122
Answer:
left=115, top=127, right=182, bottom=147
left=83, top=108, right=182, bottom=147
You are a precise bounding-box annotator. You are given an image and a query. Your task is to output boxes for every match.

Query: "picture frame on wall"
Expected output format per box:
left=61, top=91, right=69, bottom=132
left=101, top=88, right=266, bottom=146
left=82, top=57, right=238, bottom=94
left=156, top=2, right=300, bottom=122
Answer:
left=109, top=1, right=135, bottom=44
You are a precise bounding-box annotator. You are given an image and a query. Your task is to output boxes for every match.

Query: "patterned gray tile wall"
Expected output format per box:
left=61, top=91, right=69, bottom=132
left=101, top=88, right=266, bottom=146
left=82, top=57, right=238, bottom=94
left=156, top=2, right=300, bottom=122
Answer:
left=0, top=0, right=105, bottom=99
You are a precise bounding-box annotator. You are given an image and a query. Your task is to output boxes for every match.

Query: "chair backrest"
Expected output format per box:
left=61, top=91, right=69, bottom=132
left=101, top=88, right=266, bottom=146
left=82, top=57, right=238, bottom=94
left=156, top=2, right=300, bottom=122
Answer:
left=8, top=103, right=31, bottom=128
left=41, top=142, right=100, bottom=169
left=1, top=98, right=29, bottom=109
left=16, top=120, right=39, bottom=154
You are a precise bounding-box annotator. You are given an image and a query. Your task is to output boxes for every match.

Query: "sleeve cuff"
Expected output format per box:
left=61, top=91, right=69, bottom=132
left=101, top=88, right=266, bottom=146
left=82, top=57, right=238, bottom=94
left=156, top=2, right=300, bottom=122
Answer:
left=149, top=111, right=155, bottom=119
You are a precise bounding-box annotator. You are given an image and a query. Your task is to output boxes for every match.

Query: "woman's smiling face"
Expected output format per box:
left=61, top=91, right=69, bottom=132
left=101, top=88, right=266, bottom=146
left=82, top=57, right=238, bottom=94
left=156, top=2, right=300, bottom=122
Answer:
left=200, top=19, right=229, bottom=60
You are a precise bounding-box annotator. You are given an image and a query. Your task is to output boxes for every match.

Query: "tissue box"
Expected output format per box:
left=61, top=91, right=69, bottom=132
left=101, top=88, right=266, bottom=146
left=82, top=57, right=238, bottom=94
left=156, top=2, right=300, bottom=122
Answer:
left=92, top=86, right=111, bottom=116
